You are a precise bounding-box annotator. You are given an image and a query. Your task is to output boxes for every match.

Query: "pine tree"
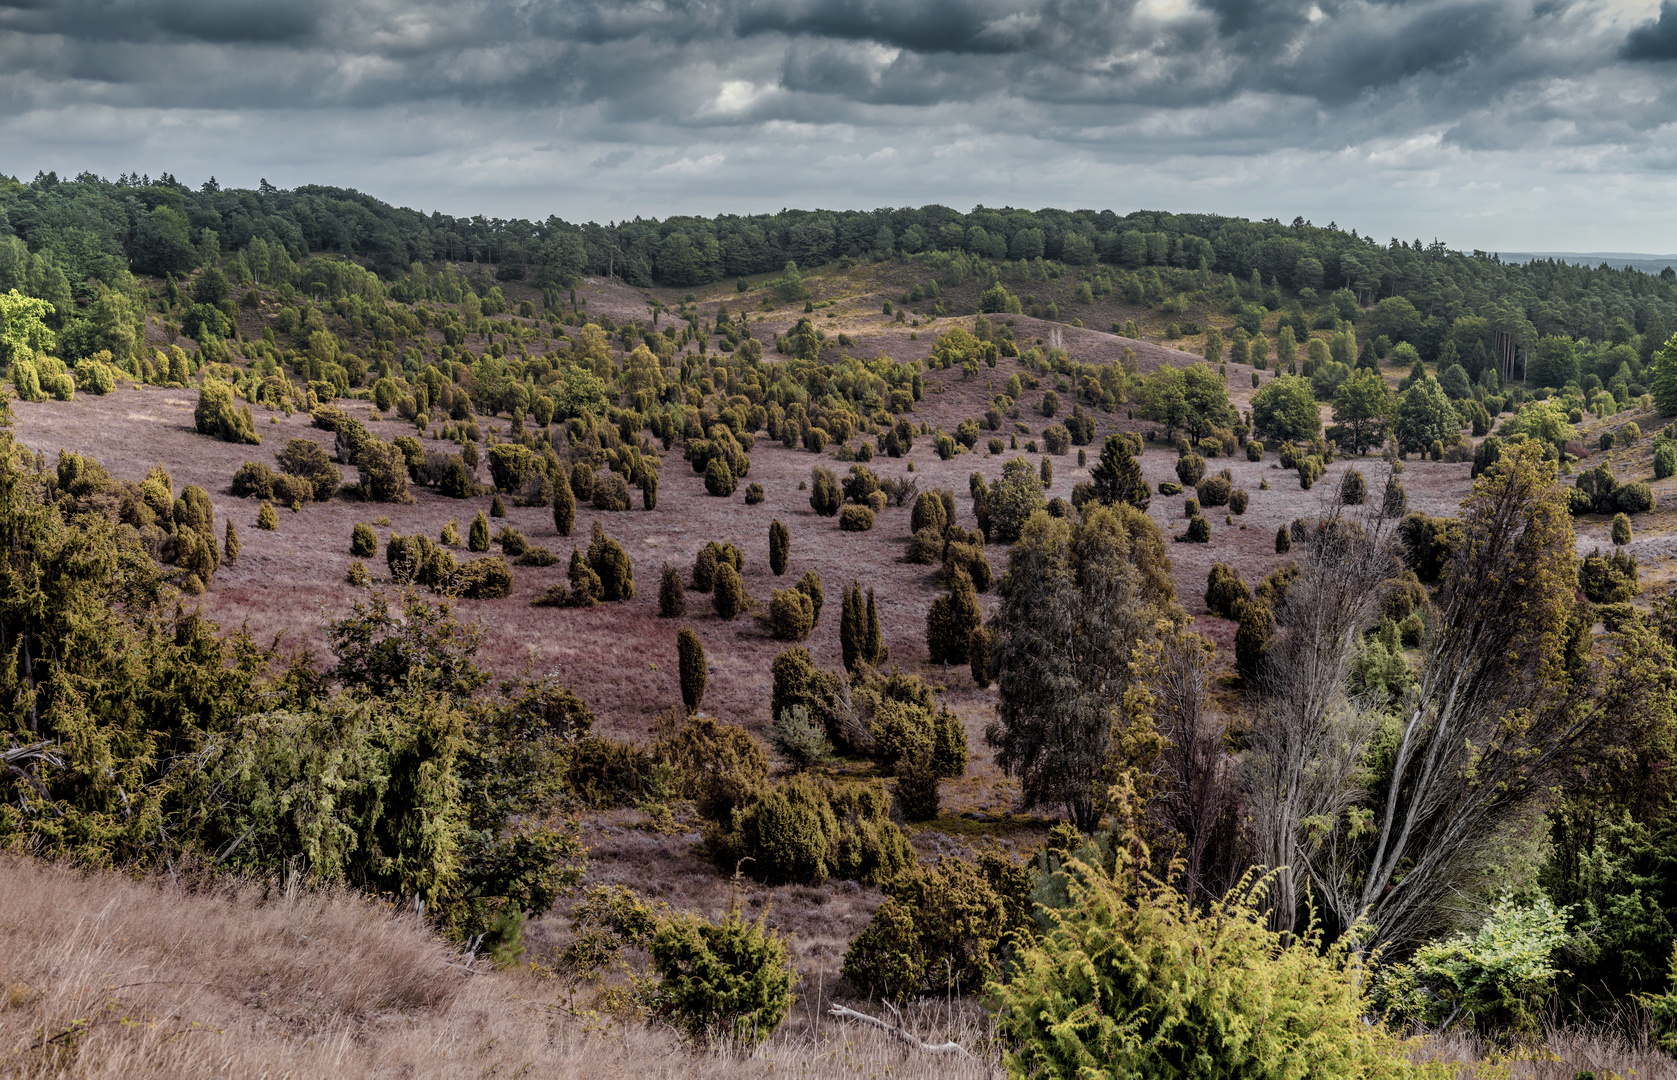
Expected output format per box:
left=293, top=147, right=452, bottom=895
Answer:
left=1090, top=434, right=1148, bottom=510
left=641, top=469, right=658, bottom=511
left=678, top=627, right=706, bottom=714
left=256, top=501, right=277, bottom=530
left=713, top=562, right=748, bottom=620
left=769, top=519, right=790, bottom=576
left=840, top=581, right=864, bottom=672
left=224, top=519, right=240, bottom=562
left=865, top=589, right=885, bottom=665
left=797, top=570, right=823, bottom=624
left=553, top=470, right=575, bottom=536
left=490, top=493, right=506, bottom=518
left=1651, top=333, right=1677, bottom=416
left=469, top=511, right=490, bottom=552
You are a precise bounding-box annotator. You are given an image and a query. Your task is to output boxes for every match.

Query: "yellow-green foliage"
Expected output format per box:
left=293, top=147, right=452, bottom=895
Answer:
left=843, top=854, right=1033, bottom=1001
left=715, top=774, right=912, bottom=886
left=657, top=712, right=767, bottom=820
left=649, top=902, right=795, bottom=1046
left=993, top=859, right=1444, bottom=1079
left=195, top=376, right=260, bottom=444
left=1371, top=897, right=1571, bottom=1038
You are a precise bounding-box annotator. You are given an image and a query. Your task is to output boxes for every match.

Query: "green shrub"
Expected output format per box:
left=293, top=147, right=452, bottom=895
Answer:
left=456, top=555, right=512, bottom=599
left=1371, top=897, right=1570, bottom=1038
left=1204, top=563, right=1251, bottom=619
left=762, top=587, right=815, bottom=641
left=704, top=457, right=737, bottom=497
left=1613, top=512, right=1633, bottom=546
left=769, top=519, right=790, bottom=575
left=1656, top=441, right=1676, bottom=480
left=926, top=567, right=981, bottom=664
left=1578, top=547, right=1638, bottom=603
left=744, top=481, right=765, bottom=504
left=567, top=734, right=654, bottom=807
left=587, top=521, right=634, bottom=601
left=1196, top=475, right=1231, bottom=507
left=592, top=473, right=631, bottom=511
left=659, top=564, right=686, bottom=618
left=1042, top=423, right=1070, bottom=454
left=995, top=856, right=1421, bottom=1079
left=906, top=527, right=943, bottom=564
left=771, top=705, right=832, bottom=770
left=1246, top=439, right=1264, bottom=461
left=843, top=854, right=1033, bottom=1002
left=911, top=489, right=949, bottom=535
left=351, top=522, right=377, bottom=557
left=677, top=627, right=706, bottom=713
left=1275, top=526, right=1291, bottom=553
left=1180, top=515, right=1210, bottom=542
left=657, top=713, right=768, bottom=821
left=717, top=775, right=912, bottom=886
left=1616, top=481, right=1655, bottom=514
left=809, top=466, right=841, bottom=515
left=649, top=904, right=795, bottom=1046
left=256, top=501, right=278, bottom=530
left=1341, top=468, right=1367, bottom=505
left=495, top=525, right=529, bottom=557
left=838, top=504, right=875, bottom=531
left=1175, top=453, right=1206, bottom=487
left=712, top=561, right=750, bottom=619
left=468, top=510, right=490, bottom=552
left=1230, top=488, right=1249, bottom=514
left=1158, top=481, right=1182, bottom=496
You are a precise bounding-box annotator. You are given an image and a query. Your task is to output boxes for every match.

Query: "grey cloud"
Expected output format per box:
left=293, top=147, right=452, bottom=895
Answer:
left=1623, top=1, right=1677, bottom=59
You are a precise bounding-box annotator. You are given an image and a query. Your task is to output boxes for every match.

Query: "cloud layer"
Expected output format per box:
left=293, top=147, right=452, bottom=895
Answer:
left=2, top=0, right=1674, bottom=250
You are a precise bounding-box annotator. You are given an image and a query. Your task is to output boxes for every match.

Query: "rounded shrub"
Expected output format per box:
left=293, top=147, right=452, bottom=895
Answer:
left=838, top=504, right=875, bottom=532
left=1341, top=468, right=1367, bottom=506
left=649, top=905, right=794, bottom=1047
left=1616, top=481, right=1655, bottom=514
left=351, top=521, right=377, bottom=557
left=744, top=482, right=765, bottom=505
left=256, top=501, right=278, bottom=531
left=765, top=588, right=816, bottom=641
left=1205, top=563, right=1251, bottom=619
left=1276, top=525, right=1292, bottom=553
left=1175, top=453, right=1206, bottom=487
left=705, top=458, right=737, bottom=497
left=1655, top=441, right=1677, bottom=480
left=1182, top=515, right=1210, bottom=543
left=1612, top=512, right=1633, bottom=546
left=1196, top=475, right=1231, bottom=507
left=469, top=511, right=490, bottom=552
left=1184, top=497, right=1200, bottom=518
left=1246, top=439, right=1264, bottom=462
left=1230, top=488, right=1250, bottom=514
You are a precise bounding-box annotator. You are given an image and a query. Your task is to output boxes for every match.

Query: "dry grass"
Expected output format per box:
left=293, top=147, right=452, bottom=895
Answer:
left=0, top=855, right=1002, bottom=1079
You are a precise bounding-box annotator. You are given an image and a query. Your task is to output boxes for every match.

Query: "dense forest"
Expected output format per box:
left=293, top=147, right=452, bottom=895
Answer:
left=5, top=168, right=1676, bottom=372
left=8, top=167, right=1677, bottom=1076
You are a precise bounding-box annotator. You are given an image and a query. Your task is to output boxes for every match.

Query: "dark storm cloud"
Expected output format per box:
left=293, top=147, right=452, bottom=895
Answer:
left=1623, top=0, right=1677, bottom=58
left=0, top=0, right=1674, bottom=251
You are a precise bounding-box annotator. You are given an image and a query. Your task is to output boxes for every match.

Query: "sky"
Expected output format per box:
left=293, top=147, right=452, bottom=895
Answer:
left=3, top=0, right=1677, bottom=254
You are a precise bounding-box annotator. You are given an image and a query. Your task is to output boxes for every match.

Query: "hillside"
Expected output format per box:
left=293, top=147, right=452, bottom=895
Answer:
left=7, top=179, right=1677, bottom=1074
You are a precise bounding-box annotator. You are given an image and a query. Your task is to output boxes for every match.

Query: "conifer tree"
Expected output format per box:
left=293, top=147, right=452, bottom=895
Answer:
left=640, top=469, right=658, bottom=511
left=678, top=627, right=706, bottom=714
left=926, top=567, right=982, bottom=664
left=841, top=581, right=864, bottom=672
left=553, top=470, right=575, bottom=536
left=224, top=519, right=240, bottom=563
left=769, top=519, right=790, bottom=576
left=865, top=589, right=885, bottom=665
left=659, top=563, right=685, bottom=617
left=490, top=493, right=506, bottom=518
left=1090, top=434, right=1149, bottom=510
left=469, top=511, right=490, bottom=552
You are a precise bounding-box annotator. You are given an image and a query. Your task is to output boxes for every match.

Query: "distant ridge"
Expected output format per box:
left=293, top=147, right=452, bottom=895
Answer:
left=1500, top=251, right=1677, bottom=274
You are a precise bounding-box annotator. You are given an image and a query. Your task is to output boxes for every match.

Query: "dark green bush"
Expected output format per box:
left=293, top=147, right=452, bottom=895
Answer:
left=1196, top=475, right=1231, bottom=507
left=352, top=522, right=377, bottom=557
left=712, top=561, right=750, bottom=619
left=769, top=520, right=789, bottom=575
left=659, top=564, right=685, bottom=618
left=1175, top=453, right=1206, bottom=487
left=1205, top=563, right=1251, bottom=619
